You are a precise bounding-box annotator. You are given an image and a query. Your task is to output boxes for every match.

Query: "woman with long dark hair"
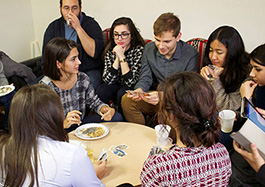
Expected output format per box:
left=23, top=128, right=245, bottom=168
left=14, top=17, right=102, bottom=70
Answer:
left=140, top=72, right=231, bottom=186
left=232, top=44, right=265, bottom=186
left=241, top=44, right=265, bottom=110
left=96, top=17, right=145, bottom=112
left=0, top=84, right=106, bottom=186
left=200, top=26, right=250, bottom=111
left=40, top=37, right=123, bottom=131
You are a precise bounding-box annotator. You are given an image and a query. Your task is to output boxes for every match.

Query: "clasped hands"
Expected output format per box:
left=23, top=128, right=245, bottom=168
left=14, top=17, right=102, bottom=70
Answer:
left=200, top=65, right=223, bottom=81
left=113, top=45, right=126, bottom=63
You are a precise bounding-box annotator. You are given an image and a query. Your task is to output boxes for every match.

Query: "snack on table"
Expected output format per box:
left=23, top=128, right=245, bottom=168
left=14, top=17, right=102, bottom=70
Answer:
left=80, top=127, right=105, bottom=138
left=0, top=86, right=12, bottom=94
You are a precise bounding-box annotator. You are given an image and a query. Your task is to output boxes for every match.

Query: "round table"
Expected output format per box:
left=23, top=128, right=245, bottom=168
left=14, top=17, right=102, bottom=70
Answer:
left=69, top=122, right=156, bottom=187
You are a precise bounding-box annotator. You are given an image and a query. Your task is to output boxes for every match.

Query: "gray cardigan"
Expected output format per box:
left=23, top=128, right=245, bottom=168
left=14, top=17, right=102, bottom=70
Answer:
left=0, top=60, right=8, bottom=86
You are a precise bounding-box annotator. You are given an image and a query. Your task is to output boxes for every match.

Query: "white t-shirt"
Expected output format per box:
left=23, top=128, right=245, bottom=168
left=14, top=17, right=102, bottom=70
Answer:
left=7, top=136, right=104, bottom=187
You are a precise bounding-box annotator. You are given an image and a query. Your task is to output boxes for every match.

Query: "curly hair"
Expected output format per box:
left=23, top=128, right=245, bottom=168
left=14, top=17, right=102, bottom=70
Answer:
left=158, top=72, right=220, bottom=147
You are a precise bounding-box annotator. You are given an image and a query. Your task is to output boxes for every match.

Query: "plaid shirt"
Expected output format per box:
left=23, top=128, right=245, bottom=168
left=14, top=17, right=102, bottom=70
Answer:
left=140, top=143, right=231, bottom=187
left=40, top=72, right=106, bottom=120
left=102, top=46, right=144, bottom=88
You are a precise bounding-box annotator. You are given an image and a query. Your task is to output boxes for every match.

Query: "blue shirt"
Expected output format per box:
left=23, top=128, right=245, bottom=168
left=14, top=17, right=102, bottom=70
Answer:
left=64, top=14, right=83, bottom=42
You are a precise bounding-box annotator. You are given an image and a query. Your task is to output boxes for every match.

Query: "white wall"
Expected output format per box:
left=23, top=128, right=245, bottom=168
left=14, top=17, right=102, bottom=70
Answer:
left=1, top=0, right=265, bottom=61
left=0, top=0, right=35, bottom=61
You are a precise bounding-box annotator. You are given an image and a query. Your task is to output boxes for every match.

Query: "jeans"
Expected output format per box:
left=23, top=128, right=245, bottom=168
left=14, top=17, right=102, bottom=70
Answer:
left=84, top=69, right=103, bottom=90
left=65, top=111, right=123, bottom=133
left=0, top=90, right=15, bottom=129
left=121, top=93, right=159, bottom=125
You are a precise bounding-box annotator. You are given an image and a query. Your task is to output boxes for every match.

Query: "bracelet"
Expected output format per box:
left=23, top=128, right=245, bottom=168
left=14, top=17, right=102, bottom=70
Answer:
left=120, top=58, right=126, bottom=63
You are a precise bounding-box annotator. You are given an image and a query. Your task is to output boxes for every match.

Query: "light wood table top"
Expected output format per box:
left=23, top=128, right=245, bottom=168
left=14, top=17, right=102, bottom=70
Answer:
left=69, top=122, right=156, bottom=187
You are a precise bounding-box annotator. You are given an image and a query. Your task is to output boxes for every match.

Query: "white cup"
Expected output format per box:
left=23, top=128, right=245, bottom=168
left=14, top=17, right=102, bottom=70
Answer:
left=66, top=15, right=71, bottom=28
left=155, top=124, right=171, bottom=147
left=219, top=110, right=236, bottom=133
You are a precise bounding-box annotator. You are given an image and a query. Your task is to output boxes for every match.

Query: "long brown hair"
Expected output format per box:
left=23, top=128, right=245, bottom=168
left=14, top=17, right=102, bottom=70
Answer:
left=158, top=72, right=220, bottom=147
left=103, top=17, right=145, bottom=58
left=43, top=37, right=77, bottom=80
left=0, top=84, right=68, bottom=187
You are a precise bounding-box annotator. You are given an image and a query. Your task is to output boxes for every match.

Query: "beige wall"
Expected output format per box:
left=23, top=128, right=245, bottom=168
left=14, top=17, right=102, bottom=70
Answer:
left=0, top=0, right=35, bottom=61
left=1, top=0, right=265, bottom=61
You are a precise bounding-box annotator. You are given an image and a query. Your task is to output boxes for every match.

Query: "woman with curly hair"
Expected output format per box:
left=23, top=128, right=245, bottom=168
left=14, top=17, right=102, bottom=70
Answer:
left=140, top=72, right=231, bottom=186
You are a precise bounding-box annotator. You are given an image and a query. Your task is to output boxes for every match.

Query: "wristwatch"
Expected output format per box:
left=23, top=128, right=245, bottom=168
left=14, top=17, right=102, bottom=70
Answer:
left=120, top=58, right=126, bottom=63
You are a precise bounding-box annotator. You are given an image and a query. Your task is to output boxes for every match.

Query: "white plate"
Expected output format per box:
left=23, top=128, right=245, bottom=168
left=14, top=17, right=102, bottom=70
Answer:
left=75, top=123, right=109, bottom=140
left=0, top=85, right=15, bottom=97
left=69, top=140, right=87, bottom=149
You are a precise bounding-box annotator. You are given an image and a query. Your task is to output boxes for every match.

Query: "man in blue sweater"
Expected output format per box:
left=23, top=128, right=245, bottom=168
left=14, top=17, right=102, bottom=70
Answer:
left=42, top=0, right=104, bottom=89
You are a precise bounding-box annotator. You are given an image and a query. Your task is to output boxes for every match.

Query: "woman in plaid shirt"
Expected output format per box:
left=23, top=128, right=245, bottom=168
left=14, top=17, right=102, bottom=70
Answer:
left=40, top=37, right=123, bottom=131
left=140, top=72, right=231, bottom=186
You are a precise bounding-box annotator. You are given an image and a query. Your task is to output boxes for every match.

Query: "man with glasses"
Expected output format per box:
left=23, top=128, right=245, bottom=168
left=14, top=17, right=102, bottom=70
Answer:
left=121, top=12, right=199, bottom=125
left=42, top=0, right=104, bottom=89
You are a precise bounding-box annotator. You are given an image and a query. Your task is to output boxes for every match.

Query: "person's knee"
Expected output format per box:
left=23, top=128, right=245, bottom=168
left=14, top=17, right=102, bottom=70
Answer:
left=121, top=94, right=131, bottom=112
left=111, top=112, right=123, bottom=122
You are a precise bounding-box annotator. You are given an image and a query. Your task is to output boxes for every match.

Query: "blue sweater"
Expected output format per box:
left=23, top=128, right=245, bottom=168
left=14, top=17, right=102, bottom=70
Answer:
left=42, top=12, right=104, bottom=72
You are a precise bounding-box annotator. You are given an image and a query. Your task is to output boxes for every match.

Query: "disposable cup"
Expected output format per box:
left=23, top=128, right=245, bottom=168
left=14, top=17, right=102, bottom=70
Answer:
left=86, top=141, right=94, bottom=162
left=164, top=137, right=173, bottom=150
left=155, top=124, right=171, bottom=147
left=219, top=110, right=236, bottom=133
left=66, top=16, right=71, bottom=28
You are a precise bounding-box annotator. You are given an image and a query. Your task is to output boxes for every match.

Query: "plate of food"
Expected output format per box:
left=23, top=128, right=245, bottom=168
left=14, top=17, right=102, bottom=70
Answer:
left=0, top=85, right=15, bottom=97
left=75, top=123, right=109, bottom=140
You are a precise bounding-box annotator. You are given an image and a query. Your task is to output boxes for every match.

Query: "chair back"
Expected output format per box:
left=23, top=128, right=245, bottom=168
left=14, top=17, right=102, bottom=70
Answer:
left=102, top=28, right=111, bottom=46
left=186, top=38, right=208, bottom=71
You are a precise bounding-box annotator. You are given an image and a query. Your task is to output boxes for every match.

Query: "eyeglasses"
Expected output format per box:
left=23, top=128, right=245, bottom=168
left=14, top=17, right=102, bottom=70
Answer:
left=113, top=33, right=131, bottom=40
left=62, top=5, right=79, bottom=11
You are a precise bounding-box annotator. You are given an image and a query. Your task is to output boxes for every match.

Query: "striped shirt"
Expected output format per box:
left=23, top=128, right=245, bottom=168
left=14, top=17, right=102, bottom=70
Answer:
left=140, top=143, right=231, bottom=187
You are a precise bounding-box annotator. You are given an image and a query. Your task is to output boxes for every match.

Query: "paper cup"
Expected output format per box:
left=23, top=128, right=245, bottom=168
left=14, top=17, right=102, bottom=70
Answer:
left=66, top=15, right=71, bottom=28
left=86, top=141, right=94, bottom=162
left=219, top=110, right=236, bottom=133
left=155, top=124, right=171, bottom=147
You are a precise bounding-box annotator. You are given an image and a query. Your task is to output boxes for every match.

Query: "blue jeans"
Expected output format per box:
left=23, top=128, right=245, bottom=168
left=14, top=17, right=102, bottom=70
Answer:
left=84, top=69, right=103, bottom=90
left=65, top=111, right=123, bottom=133
left=0, top=91, right=15, bottom=129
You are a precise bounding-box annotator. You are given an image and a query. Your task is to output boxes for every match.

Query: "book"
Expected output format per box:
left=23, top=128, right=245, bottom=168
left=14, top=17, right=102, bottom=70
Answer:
left=230, top=97, right=265, bottom=159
